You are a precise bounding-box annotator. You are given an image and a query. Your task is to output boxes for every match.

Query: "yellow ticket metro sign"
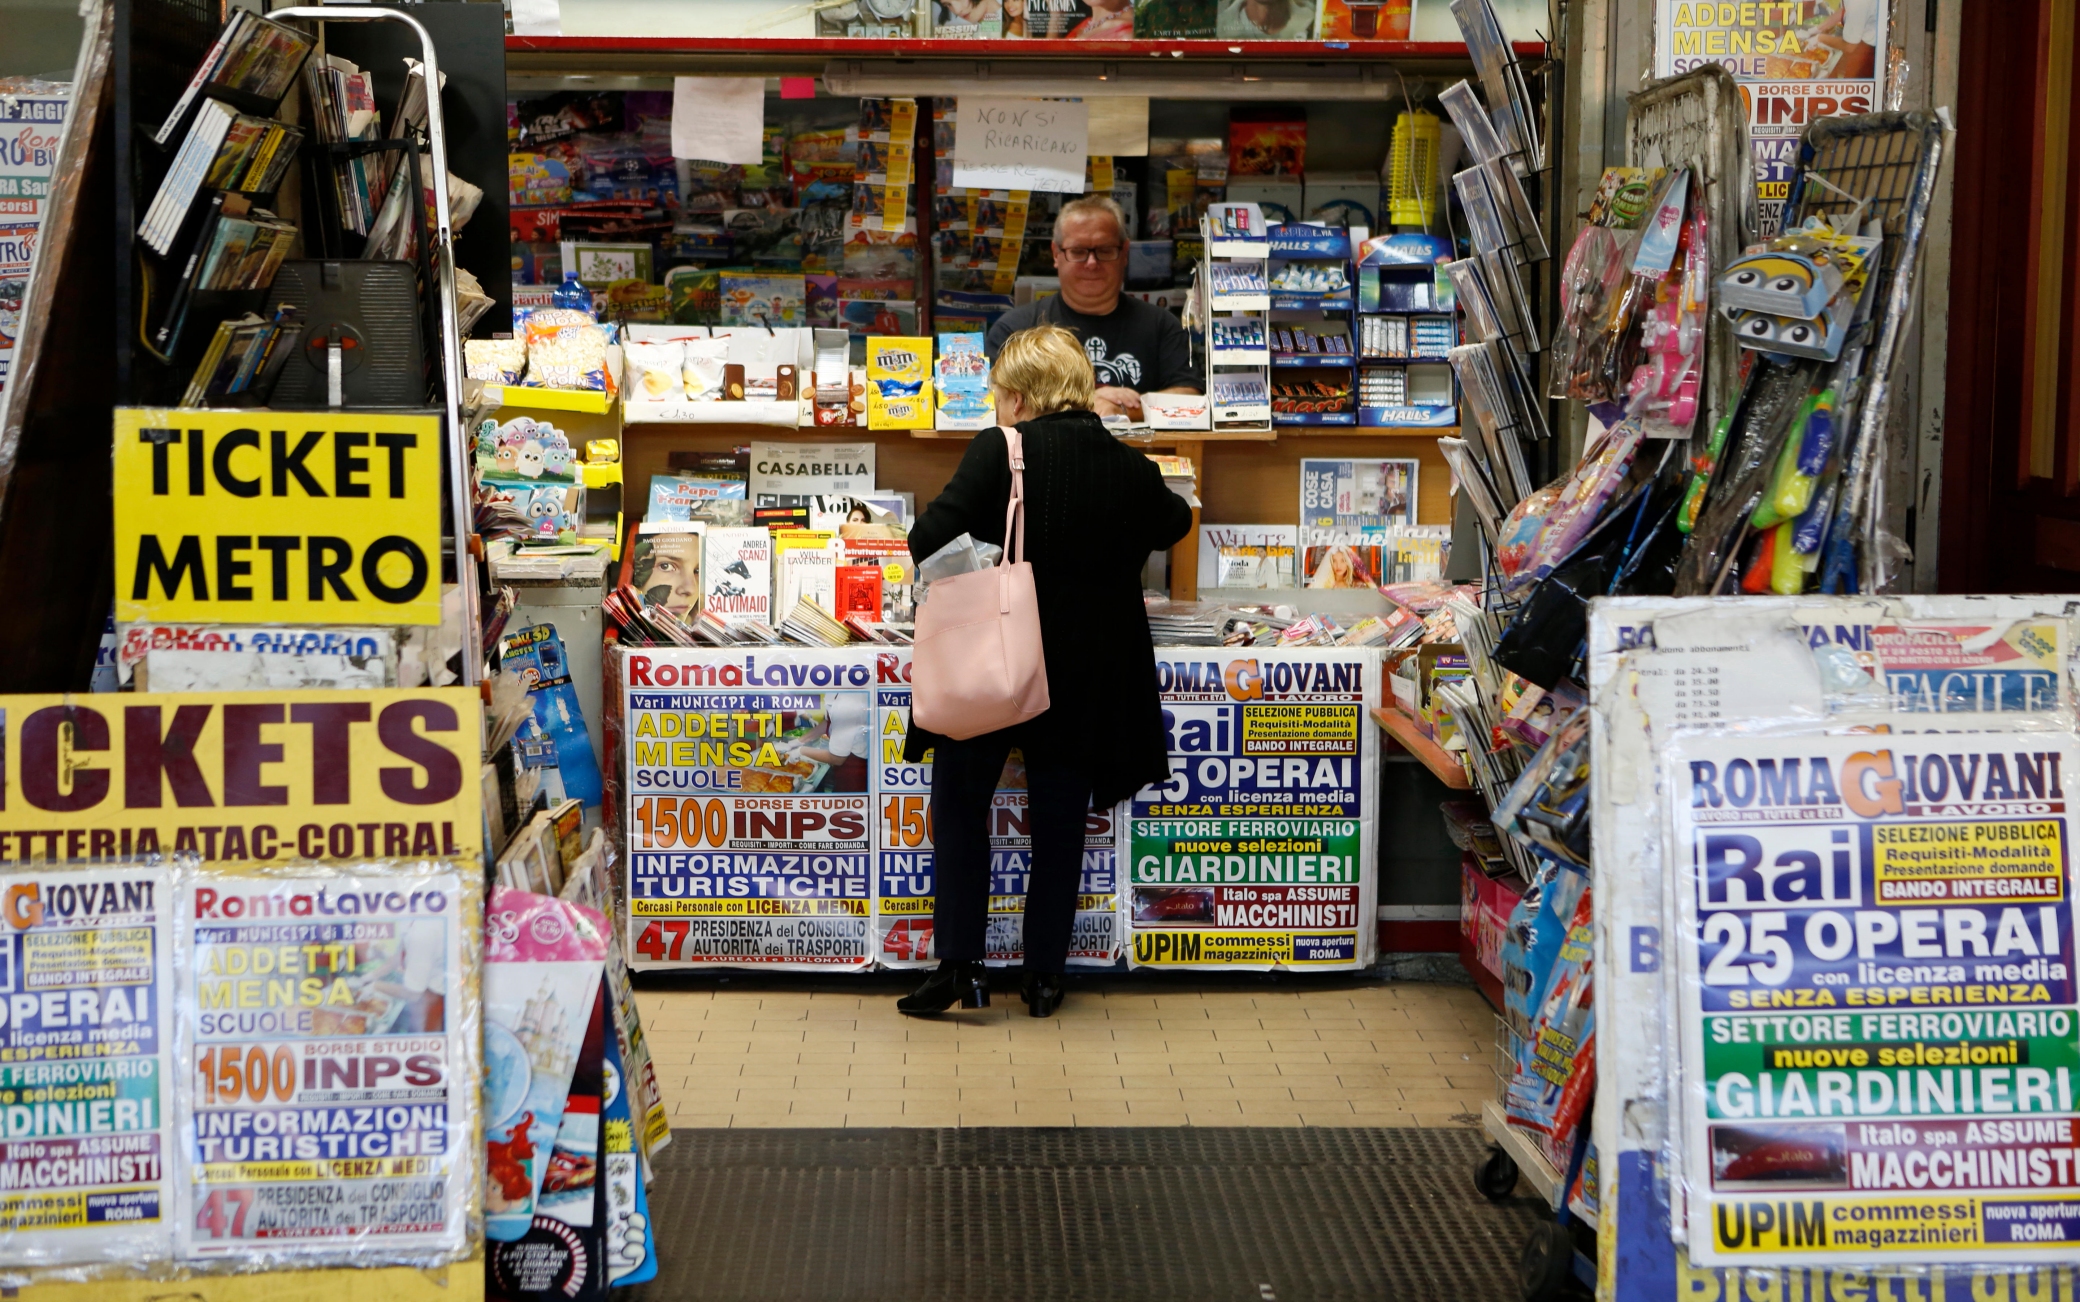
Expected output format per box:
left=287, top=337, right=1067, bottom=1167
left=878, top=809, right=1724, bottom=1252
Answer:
left=0, top=689, right=482, bottom=864
left=113, top=409, right=445, bottom=626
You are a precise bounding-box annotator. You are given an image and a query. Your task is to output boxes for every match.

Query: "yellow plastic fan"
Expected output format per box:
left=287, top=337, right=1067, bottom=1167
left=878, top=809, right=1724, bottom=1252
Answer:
left=1387, top=109, right=1441, bottom=229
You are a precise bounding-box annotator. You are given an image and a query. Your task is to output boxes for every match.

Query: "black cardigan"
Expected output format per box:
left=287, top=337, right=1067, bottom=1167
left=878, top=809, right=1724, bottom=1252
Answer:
left=904, top=409, right=1195, bottom=807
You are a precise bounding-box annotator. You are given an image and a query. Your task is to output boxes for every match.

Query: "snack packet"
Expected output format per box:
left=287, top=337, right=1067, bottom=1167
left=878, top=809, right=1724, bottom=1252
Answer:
left=525, top=310, right=612, bottom=392
left=623, top=339, right=684, bottom=400
left=683, top=337, right=729, bottom=400
left=466, top=337, right=528, bottom=385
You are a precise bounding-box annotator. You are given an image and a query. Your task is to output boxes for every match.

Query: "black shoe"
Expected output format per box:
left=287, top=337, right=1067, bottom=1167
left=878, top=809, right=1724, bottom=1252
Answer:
left=1021, top=970, right=1065, bottom=1018
left=897, top=961, right=990, bottom=1016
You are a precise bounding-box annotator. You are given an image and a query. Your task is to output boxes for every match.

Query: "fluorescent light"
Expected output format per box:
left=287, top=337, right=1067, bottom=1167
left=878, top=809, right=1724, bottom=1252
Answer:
left=821, top=58, right=1401, bottom=99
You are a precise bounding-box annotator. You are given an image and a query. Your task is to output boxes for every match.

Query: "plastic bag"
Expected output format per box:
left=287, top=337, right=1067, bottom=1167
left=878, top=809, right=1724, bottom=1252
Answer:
left=917, top=531, right=1002, bottom=585
left=1521, top=417, right=1648, bottom=590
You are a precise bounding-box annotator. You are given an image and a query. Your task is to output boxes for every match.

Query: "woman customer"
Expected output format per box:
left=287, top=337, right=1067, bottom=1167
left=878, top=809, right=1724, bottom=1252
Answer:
left=898, top=324, right=1194, bottom=1018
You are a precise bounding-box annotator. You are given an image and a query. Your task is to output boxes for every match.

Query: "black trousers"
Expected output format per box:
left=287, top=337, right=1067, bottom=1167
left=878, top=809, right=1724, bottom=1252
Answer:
left=929, top=727, right=1093, bottom=974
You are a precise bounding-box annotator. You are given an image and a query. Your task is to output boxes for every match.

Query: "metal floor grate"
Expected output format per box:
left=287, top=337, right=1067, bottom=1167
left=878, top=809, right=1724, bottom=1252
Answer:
left=627, top=1127, right=1546, bottom=1302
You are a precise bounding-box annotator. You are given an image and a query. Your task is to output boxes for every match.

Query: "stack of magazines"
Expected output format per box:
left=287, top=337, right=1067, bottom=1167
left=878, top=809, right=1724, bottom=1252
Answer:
left=779, top=598, right=851, bottom=647
left=1144, top=599, right=1230, bottom=646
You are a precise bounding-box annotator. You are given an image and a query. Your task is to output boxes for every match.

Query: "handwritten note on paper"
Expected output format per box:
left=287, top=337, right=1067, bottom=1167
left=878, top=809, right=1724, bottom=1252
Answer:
left=672, top=76, right=766, bottom=166
left=951, top=97, right=1090, bottom=194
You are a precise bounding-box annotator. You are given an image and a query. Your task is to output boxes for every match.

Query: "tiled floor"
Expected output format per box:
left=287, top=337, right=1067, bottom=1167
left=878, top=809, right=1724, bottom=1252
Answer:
left=634, top=974, right=1498, bottom=1129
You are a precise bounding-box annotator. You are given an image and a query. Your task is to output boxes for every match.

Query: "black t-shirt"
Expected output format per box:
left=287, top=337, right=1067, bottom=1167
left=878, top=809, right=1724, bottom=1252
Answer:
left=984, top=294, right=1199, bottom=393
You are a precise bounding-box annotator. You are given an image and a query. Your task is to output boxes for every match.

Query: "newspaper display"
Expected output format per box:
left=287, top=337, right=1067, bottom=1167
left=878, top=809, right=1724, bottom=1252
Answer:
left=557, top=837, right=671, bottom=1160
left=0, top=865, right=173, bottom=1267
left=174, top=867, right=478, bottom=1264
left=1672, top=729, right=2080, bottom=1265
left=1127, top=648, right=1381, bottom=971
left=1654, top=0, right=1888, bottom=234
left=870, top=650, right=1123, bottom=969
left=482, top=888, right=607, bottom=1246
left=1589, top=595, right=2080, bottom=1297
left=0, top=83, right=69, bottom=397
left=621, top=647, right=877, bottom=971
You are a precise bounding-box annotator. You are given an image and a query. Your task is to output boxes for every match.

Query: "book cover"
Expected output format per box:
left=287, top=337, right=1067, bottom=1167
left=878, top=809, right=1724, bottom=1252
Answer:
left=648, top=474, right=747, bottom=523
left=702, top=526, right=771, bottom=626
left=835, top=565, right=884, bottom=622
left=1297, top=457, right=1418, bottom=582
left=841, top=536, right=915, bottom=622
left=628, top=523, right=704, bottom=623
left=773, top=529, right=841, bottom=619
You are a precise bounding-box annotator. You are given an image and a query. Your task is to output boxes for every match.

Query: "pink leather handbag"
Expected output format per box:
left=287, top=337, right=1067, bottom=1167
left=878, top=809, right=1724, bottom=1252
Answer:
left=910, top=425, right=1052, bottom=740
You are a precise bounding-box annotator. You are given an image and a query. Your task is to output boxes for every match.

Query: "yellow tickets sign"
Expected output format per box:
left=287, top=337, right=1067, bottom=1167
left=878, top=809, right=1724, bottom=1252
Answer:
left=0, top=689, right=482, bottom=864
left=113, top=409, right=445, bottom=626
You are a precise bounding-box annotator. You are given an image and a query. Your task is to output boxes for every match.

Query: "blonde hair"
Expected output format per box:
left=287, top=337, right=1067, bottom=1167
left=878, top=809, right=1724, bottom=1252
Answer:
left=1054, top=194, right=1127, bottom=245
left=993, top=323, right=1095, bottom=417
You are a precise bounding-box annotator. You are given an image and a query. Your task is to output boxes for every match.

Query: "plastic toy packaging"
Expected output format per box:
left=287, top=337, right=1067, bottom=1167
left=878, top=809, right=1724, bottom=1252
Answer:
left=1568, top=169, right=1690, bottom=408
left=1494, top=479, right=1563, bottom=590
left=1673, top=359, right=1818, bottom=596
left=1504, top=882, right=1594, bottom=1172
left=1503, top=856, right=1586, bottom=1041
left=1719, top=218, right=1881, bottom=363
left=175, top=861, right=484, bottom=1271
left=1520, top=415, right=1648, bottom=590
left=1626, top=196, right=1707, bottom=439
left=1548, top=224, right=1632, bottom=401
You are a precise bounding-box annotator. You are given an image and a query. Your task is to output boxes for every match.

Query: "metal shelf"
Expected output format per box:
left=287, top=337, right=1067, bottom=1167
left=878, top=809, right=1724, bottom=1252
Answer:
left=1483, top=1100, right=1565, bottom=1203
left=507, top=36, right=1549, bottom=62
left=1370, top=705, right=1471, bottom=789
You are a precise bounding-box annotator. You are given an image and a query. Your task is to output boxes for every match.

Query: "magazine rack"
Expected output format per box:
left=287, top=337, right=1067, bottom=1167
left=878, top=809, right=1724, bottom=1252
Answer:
left=269, top=5, right=483, bottom=685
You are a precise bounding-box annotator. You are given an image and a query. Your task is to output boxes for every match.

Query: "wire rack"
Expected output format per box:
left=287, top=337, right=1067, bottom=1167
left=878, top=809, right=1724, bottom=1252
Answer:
left=1625, top=64, right=1755, bottom=449
left=1784, top=112, right=1947, bottom=593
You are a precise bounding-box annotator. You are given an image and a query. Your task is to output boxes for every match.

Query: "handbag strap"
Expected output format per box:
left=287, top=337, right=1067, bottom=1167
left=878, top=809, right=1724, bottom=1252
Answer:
left=1002, top=424, right=1027, bottom=566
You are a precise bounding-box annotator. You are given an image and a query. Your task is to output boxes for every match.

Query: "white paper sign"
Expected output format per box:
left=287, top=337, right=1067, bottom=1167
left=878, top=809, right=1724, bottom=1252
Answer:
left=509, top=0, right=562, bottom=35
left=749, top=441, right=877, bottom=500
left=672, top=76, right=766, bottom=166
left=952, top=97, right=1089, bottom=195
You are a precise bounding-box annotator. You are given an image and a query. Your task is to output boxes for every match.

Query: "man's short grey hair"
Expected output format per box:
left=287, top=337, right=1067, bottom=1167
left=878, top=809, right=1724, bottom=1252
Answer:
left=1054, top=194, right=1127, bottom=245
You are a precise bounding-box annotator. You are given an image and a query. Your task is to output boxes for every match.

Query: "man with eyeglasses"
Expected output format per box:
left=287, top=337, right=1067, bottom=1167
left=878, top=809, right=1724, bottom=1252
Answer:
left=984, top=194, right=1200, bottom=422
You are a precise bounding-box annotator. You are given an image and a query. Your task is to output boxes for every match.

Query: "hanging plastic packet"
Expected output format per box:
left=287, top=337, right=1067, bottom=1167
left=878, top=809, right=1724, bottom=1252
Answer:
left=1571, top=169, right=1690, bottom=406
left=1626, top=196, right=1708, bottom=439
left=1503, top=856, right=1585, bottom=1041
left=1552, top=225, right=1631, bottom=401
left=1521, top=416, right=1648, bottom=589
left=1495, top=480, right=1564, bottom=592
left=1672, top=359, right=1819, bottom=595
left=1755, top=387, right=1836, bottom=526
left=1675, top=409, right=1734, bottom=534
